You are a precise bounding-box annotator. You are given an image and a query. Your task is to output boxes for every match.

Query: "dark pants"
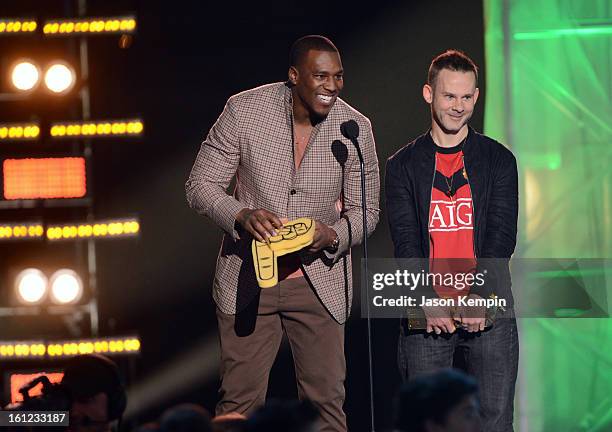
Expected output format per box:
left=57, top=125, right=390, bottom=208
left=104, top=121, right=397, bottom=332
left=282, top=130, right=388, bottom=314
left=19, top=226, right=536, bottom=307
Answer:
left=398, top=309, right=519, bottom=432
left=216, top=277, right=346, bottom=432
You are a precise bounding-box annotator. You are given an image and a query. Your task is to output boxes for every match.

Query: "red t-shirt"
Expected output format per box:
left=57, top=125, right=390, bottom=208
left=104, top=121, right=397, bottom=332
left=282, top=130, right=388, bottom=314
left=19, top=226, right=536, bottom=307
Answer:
left=428, top=146, right=476, bottom=298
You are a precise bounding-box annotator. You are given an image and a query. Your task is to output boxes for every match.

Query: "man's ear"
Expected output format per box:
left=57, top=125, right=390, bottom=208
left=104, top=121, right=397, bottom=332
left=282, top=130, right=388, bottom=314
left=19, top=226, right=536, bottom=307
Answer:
left=423, top=83, right=433, bottom=104
left=288, top=66, right=299, bottom=85
left=473, top=87, right=480, bottom=105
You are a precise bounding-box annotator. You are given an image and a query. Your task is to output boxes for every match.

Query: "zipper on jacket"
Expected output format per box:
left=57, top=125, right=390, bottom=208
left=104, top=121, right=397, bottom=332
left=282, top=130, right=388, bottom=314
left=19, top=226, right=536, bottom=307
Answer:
left=427, top=154, right=438, bottom=258
left=461, top=153, right=478, bottom=259
left=462, top=154, right=477, bottom=259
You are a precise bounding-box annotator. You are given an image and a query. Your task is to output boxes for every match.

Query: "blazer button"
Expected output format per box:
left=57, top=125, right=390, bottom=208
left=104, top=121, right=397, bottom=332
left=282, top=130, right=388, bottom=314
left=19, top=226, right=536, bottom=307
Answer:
left=290, top=189, right=297, bottom=195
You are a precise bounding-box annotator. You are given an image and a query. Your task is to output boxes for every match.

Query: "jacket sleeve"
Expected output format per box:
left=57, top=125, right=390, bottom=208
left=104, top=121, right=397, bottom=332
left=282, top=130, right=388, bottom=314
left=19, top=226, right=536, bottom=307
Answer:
left=185, top=98, right=245, bottom=240
left=325, top=117, right=380, bottom=262
left=385, top=154, right=422, bottom=258
left=470, top=149, right=518, bottom=299
left=480, top=150, right=518, bottom=258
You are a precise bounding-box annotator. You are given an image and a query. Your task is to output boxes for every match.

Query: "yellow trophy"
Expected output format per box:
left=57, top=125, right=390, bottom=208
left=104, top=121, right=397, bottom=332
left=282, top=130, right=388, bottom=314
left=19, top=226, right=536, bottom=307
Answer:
left=251, top=217, right=315, bottom=288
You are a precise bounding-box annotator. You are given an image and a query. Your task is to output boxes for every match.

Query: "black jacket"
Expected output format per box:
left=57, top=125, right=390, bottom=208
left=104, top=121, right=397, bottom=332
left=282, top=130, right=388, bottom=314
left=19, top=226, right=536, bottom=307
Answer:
left=385, top=127, right=518, bottom=301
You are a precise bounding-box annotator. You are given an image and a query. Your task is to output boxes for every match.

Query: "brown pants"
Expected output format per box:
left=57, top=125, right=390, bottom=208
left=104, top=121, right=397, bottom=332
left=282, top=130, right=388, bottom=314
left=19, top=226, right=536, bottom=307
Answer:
left=216, top=277, right=346, bottom=432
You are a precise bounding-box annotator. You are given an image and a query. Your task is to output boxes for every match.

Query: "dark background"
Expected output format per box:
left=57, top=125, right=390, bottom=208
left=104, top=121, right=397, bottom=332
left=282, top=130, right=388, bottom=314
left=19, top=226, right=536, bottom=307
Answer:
left=0, top=1, right=485, bottom=430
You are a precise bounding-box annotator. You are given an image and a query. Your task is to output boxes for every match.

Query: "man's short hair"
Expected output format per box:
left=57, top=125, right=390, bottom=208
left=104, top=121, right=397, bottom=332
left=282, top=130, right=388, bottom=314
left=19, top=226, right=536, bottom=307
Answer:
left=289, top=35, right=338, bottom=67
left=428, top=49, right=478, bottom=87
left=395, top=369, right=478, bottom=432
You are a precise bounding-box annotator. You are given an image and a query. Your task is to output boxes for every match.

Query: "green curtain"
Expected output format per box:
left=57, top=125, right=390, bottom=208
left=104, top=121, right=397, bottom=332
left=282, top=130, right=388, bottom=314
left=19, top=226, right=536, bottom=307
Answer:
left=483, top=0, right=612, bottom=430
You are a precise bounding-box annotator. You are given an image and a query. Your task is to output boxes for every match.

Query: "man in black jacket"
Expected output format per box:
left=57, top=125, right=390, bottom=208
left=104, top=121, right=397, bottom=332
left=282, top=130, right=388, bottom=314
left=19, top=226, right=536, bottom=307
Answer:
left=385, top=50, right=518, bottom=431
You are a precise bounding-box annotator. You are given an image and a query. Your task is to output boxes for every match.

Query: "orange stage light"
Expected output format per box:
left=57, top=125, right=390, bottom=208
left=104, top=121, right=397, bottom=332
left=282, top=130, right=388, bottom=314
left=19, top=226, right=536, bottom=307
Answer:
left=3, top=157, right=86, bottom=200
left=10, top=372, right=64, bottom=404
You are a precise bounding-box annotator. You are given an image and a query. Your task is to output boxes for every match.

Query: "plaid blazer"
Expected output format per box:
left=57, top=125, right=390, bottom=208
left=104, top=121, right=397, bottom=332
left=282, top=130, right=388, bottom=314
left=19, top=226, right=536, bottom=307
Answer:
left=186, top=82, right=380, bottom=323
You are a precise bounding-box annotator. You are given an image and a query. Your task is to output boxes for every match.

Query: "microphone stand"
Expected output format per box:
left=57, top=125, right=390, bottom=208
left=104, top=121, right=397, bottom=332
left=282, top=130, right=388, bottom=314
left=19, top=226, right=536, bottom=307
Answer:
left=349, top=138, right=376, bottom=432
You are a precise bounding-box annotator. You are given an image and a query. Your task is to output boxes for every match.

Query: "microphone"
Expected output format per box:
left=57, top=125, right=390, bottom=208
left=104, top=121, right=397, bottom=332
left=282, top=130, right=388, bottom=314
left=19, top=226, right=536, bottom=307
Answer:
left=340, top=118, right=375, bottom=432
left=341, top=120, right=360, bottom=142
left=341, top=120, right=363, bottom=163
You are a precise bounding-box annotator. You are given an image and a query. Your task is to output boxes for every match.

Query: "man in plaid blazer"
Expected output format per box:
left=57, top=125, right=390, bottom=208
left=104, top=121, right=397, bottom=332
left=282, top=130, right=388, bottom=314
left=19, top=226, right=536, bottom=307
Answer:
left=185, top=35, right=379, bottom=432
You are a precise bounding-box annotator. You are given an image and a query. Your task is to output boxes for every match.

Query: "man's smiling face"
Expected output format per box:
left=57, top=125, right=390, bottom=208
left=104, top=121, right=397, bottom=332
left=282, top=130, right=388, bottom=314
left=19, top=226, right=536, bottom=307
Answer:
left=424, top=68, right=479, bottom=135
left=290, top=49, right=344, bottom=120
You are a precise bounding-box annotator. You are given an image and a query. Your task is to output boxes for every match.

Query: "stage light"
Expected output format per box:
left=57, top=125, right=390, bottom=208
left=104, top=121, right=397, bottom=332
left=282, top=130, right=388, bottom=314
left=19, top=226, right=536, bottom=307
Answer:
left=10, top=61, right=40, bottom=91
left=49, top=269, right=83, bottom=305
left=46, top=218, right=139, bottom=241
left=3, top=157, right=86, bottom=200
left=0, top=342, right=46, bottom=359
left=0, top=19, right=38, bottom=34
left=47, top=336, right=141, bottom=358
left=0, top=123, right=40, bottom=141
left=50, top=119, right=144, bottom=138
left=0, top=337, right=140, bottom=360
left=14, top=269, right=48, bottom=305
left=10, top=372, right=63, bottom=404
left=0, top=222, right=44, bottom=241
left=44, top=62, right=76, bottom=94
left=43, top=16, right=136, bottom=36
left=514, top=25, right=612, bottom=40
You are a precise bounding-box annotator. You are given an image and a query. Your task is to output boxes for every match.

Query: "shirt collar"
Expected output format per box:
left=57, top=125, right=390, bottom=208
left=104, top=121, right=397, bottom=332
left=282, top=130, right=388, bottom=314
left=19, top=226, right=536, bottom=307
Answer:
left=425, top=126, right=474, bottom=154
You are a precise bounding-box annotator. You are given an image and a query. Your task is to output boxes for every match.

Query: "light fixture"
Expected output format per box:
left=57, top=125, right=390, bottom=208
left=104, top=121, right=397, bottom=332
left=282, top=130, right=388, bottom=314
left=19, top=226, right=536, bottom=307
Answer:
left=49, top=269, right=83, bottom=305
left=50, top=119, right=144, bottom=138
left=514, top=25, right=612, bottom=40
left=0, top=342, right=46, bottom=359
left=44, top=62, right=76, bottom=94
left=0, top=19, right=38, bottom=34
left=14, top=268, right=48, bottom=305
left=0, top=222, right=44, bottom=241
left=0, top=122, right=40, bottom=141
left=3, top=157, right=87, bottom=200
left=43, top=16, right=136, bottom=36
left=0, top=336, right=141, bottom=360
left=10, top=60, right=40, bottom=91
left=10, top=372, right=63, bottom=404
left=47, top=336, right=141, bottom=357
left=46, top=218, right=140, bottom=241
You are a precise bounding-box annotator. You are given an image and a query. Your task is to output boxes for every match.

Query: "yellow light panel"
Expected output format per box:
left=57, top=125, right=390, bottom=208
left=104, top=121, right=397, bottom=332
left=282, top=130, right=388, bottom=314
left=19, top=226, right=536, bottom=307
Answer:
left=0, top=19, right=38, bottom=34
left=46, top=218, right=140, bottom=240
left=43, top=16, right=136, bottom=35
left=47, top=336, right=141, bottom=357
left=0, top=341, right=46, bottom=359
left=50, top=119, right=144, bottom=138
left=0, top=336, right=140, bottom=360
left=0, top=123, right=40, bottom=141
left=0, top=222, right=44, bottom=241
